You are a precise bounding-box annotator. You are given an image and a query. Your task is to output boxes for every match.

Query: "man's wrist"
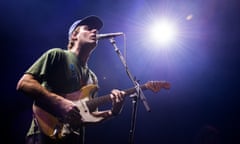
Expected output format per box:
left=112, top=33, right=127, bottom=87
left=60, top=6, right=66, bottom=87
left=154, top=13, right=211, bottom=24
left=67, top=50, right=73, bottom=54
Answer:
left=111, top=110, right=119, bottom=116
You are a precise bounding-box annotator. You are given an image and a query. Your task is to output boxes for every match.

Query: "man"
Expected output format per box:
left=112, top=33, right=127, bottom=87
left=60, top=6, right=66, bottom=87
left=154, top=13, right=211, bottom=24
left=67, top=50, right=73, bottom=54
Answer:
left=16, top=15, right=126, bottom=144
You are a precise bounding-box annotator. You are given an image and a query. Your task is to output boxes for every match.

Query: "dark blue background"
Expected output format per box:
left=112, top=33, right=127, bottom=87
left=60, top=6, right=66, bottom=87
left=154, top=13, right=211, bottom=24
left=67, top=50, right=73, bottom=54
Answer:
left=1, top=0, right=239, bottom=144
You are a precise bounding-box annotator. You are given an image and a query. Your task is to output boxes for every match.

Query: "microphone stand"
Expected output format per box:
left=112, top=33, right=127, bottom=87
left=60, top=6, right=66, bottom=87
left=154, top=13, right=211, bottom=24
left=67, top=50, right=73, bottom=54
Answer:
left=109, top=37, right=151, bottom=144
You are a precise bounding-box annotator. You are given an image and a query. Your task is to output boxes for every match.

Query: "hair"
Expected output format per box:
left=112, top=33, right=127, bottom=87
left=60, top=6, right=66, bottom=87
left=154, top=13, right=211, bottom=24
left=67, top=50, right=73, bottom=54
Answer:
left=67, top=26, right=81, bottom=50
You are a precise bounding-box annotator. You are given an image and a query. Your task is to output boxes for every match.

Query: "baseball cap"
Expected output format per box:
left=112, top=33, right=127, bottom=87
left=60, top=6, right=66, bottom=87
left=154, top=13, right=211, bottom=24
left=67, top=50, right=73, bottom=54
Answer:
left=68, top=15, right=103, bottom=39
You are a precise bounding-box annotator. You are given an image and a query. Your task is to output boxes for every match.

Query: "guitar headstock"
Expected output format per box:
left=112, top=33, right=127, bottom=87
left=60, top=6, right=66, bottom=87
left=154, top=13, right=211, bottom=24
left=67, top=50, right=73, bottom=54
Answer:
left=145, top=80, right=171, bottom=93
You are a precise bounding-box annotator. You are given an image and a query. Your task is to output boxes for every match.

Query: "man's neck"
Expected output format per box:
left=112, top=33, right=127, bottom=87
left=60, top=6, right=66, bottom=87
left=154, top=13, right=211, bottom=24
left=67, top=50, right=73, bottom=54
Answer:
left=69, top=44, right=94, bottom=66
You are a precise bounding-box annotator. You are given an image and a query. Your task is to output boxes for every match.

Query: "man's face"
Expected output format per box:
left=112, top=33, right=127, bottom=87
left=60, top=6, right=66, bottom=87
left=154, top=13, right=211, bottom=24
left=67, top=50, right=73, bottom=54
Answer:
left=76, top=25, right=99, bottom=46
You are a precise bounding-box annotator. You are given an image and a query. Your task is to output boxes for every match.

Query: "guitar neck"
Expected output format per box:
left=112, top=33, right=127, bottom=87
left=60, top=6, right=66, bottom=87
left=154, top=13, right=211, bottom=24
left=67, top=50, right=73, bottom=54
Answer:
left=86, top=84, right=147, bottom=112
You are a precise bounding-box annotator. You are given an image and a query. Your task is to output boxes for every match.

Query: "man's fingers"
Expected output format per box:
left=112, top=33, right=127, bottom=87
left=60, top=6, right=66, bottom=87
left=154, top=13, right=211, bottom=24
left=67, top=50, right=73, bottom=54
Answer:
left=110, top=89, right=125, bottom=103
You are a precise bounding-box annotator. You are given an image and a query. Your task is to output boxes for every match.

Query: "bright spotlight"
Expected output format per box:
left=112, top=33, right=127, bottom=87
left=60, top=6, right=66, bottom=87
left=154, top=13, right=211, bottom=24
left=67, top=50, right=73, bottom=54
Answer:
left=148, top=19, right=178, bottom=46
left=186, top=14, right=193, bottom=21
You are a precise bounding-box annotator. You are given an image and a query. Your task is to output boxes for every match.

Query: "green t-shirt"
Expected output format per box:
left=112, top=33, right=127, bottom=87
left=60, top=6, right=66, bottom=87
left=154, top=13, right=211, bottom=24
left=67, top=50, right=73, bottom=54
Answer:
left=26, top=48, right=98, bottom=93
left=25, top=48, right=98, bottom=137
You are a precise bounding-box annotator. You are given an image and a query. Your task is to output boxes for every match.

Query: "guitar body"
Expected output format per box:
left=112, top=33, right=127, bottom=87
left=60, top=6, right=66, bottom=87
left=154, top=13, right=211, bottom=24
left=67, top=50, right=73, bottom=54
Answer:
left=33, top=84, right=104, bottom=139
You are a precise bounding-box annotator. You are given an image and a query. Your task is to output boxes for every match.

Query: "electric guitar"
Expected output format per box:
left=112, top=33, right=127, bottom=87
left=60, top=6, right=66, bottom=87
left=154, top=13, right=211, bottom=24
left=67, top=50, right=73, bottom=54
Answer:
left=33, top=80, right=170, bottom=139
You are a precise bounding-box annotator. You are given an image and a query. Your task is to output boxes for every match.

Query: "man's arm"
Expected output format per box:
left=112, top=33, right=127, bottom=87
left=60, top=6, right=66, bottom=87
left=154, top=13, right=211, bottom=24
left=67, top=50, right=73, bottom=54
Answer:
left=16, top=74, right=81, bottom=120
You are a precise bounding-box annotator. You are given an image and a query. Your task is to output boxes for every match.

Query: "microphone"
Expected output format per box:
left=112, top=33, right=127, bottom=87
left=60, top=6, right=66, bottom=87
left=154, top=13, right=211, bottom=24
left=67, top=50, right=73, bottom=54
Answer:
left=97, top=32, right=124, bottom=40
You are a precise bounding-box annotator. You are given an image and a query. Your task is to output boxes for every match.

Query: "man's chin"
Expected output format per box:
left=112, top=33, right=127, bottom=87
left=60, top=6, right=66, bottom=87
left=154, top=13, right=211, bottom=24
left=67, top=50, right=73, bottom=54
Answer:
left=88, top=41, right=97, bottom=47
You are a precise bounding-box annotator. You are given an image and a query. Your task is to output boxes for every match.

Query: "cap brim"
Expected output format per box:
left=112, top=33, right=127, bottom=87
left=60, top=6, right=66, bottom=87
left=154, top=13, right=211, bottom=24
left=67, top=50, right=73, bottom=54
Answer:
left=78, top=15, right=103, bottom=30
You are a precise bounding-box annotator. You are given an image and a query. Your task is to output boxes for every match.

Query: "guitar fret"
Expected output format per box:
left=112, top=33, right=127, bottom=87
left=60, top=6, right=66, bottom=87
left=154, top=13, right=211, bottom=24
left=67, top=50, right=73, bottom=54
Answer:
left=86, top=95, right=112, bottom=112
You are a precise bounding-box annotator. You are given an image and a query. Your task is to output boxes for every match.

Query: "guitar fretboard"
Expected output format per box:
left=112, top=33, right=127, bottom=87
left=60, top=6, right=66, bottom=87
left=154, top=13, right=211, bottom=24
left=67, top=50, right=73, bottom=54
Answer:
left=86, top=84, right=147, bottom=112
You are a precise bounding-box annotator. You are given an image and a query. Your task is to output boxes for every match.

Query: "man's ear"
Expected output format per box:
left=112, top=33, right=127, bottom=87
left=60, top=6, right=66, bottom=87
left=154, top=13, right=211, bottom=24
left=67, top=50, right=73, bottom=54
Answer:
left=70, top=29, right=79, bottom=40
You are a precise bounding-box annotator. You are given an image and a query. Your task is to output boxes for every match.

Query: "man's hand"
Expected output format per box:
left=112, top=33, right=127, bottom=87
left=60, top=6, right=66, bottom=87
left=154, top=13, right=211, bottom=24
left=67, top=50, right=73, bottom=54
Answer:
left=110, top=89, right=125, bottom=115
left=58, top=99, right=82, bottom=127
